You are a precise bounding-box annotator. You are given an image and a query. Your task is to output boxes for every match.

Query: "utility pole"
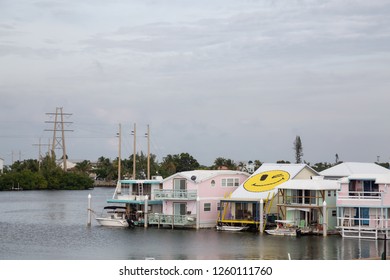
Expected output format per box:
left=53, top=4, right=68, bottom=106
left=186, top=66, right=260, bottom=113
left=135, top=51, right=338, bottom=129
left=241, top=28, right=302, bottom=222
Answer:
left=117, top=123, right=122, bottom=181
left=131, top=123, right=136, bottom=179
left=32, top=138, right=50, bottom=170
left=45, top=107, right=73, bottom=171
left=145, top=124, right=150, bottom=180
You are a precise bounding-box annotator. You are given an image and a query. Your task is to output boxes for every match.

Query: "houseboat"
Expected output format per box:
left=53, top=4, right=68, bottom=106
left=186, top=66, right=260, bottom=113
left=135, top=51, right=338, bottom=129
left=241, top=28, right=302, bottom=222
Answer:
left=96, top=177, right=163, bottom=227
left=218, top=163, right=320, bottom=232
left=336, top=174, right=390, bottom=239
left=275, top=176, right=339, bottom=235
left=150, top=170, right=249, bottom=229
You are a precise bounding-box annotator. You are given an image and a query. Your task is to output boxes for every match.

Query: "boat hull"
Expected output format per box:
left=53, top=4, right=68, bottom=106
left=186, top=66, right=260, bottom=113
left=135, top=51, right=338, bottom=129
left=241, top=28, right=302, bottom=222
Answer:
left=265, top=229, right=297, bottom=236
left=95, top=217, right=129, bottom=227
left=216, top=225, right=248, bottom=232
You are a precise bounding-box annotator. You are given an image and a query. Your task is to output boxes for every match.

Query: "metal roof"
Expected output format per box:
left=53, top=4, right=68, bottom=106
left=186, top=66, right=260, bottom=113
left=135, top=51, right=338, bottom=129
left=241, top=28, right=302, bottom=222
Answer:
left=231, top=163, right=319, bottom=200
left=163, top=170, right=250, bottom=183
left=320, top=162, right=390, bottom=178
left=277, top=178, right=340, bottom=190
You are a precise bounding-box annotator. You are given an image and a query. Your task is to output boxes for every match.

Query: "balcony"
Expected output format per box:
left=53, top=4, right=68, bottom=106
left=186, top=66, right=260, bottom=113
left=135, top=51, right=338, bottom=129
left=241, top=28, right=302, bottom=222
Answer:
left=153, top=189, right=198, bottom=200
left=338, top=191, right=383, bottom=200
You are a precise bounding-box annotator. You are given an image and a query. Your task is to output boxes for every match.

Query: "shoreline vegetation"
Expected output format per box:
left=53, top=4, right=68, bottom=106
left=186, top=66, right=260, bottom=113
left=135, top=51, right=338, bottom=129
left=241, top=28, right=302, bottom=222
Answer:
left=1, top=152, right=389, bottom=191
left=0, top=156, right=94, bottom=191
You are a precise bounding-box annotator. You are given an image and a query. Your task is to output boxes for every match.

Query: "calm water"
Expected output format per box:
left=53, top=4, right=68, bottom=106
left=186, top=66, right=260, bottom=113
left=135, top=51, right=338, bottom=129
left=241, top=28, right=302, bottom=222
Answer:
left=0, top=188, right=388, bottom=260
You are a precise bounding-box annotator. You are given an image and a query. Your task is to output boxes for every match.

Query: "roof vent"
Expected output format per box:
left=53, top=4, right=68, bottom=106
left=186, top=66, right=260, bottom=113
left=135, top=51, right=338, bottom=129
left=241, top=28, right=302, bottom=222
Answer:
left=191, top=175, right=197, bottom=181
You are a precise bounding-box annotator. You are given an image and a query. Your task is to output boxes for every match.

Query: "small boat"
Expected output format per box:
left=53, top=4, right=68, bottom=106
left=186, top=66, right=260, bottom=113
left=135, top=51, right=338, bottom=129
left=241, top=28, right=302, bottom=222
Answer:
left=265, top=220, right=297, bottom=236
left=216, top=224, right=249, bottom=232
left=95, top=206, right=133, bottom=228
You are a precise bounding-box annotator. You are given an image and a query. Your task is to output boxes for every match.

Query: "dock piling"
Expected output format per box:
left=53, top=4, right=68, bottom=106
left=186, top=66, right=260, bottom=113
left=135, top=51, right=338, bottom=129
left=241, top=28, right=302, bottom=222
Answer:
left=87, top=193, right=92, bottom=227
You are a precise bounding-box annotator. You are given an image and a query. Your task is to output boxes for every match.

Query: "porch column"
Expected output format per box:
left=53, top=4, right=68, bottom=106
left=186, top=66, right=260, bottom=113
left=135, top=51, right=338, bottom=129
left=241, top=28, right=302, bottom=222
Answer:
left=323, top=201, right=327, bottom=236
left=196, top=196, right=200, bottom=230
left=144, top=195, right=149, bottom=228
left=259, top=199, right=264, bottom=233
left=87, top=194, right=92, bottom=227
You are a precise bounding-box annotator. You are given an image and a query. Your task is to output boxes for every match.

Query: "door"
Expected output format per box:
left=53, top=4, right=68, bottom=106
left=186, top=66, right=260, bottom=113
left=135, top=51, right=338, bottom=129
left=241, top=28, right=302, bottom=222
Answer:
left=361, top=208, right=369, bottom=225
left=173, top=178, right=186, bottom=198
left=173, top=203, right=186, bottom=216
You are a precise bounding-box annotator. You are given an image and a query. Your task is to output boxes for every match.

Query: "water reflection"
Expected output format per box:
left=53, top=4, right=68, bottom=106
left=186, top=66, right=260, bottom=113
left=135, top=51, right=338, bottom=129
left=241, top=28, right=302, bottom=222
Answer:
left=0, top=188, right=388, bottom=260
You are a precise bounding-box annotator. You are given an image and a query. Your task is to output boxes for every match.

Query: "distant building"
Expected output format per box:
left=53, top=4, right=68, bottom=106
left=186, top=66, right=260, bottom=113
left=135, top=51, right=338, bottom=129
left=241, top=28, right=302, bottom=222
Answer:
left=0, top=157, right=3, bottom=173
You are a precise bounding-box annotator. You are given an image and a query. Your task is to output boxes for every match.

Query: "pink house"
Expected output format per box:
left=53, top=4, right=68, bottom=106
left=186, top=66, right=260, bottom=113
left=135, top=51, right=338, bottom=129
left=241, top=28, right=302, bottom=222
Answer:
left=149, top=170, right=249, bottom=228
left=337, top=174, right=390, bottom=239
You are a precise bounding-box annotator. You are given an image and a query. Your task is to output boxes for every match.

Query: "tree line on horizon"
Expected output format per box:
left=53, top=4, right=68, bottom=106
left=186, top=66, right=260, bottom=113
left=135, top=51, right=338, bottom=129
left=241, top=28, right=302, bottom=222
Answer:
left=1, top=135, right=389, bottom=190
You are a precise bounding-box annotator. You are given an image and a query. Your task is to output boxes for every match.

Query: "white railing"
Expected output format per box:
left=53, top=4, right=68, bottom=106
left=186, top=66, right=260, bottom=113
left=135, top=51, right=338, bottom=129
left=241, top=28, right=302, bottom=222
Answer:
left=148, top=213, right=197, bottom=226
left=153, top=189, right=198, bottom=200
left=337, top=216, right=390, bottom=228
left=338, top=191, right=383, bottom=200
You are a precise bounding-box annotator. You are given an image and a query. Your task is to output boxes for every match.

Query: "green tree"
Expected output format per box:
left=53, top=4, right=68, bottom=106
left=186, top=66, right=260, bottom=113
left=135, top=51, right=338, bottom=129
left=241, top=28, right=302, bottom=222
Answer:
left=74, top=160, right=92, bottom=174
left=122, top=152, right=160, bottom=179
left=159, top=153, right=200, bottom=177
left=293, top=136, right=303, bottom=164
left=311, top=162, right=333, bottom=172
left=95, top=156, right=116, bottom=181
left=212, top=157, right=237, bottom=170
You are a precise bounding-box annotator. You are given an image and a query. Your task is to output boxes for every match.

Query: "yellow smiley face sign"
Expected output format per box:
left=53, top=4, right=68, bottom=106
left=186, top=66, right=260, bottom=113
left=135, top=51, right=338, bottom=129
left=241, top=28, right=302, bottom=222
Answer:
left=243, top=170, right=290, bottom=192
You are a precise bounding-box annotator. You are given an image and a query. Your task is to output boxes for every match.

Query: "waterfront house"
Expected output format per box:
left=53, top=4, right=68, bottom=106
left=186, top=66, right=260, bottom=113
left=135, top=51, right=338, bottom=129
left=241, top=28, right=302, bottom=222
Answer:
left=336, top=173, right=390, bottom=239
left=107, top=177, right=164, bottom=224
left=217, top=163, right=319, bottom=231
left=151, top=170, right=249, bottom=228
left=276, top=176, right=339, bottom=233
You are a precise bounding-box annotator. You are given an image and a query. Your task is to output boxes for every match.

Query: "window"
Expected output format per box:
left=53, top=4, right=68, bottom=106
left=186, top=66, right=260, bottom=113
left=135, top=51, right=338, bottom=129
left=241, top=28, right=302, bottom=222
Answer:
left=211, top=180, right=215, bottom=187
left=222, top=178, right=240, bottom=187
left=217, top=203, right=224, bottom=211
left=332, top=210, right=337, bottom=217
left=204, top=203, right=211, bottom=212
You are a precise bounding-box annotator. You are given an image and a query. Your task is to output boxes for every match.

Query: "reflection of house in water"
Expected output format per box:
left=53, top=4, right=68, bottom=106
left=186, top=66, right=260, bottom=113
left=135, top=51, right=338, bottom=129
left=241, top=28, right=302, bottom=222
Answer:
left=151, top=170, right=249, bottom=228
left=217, top=163, right=319, bottom=231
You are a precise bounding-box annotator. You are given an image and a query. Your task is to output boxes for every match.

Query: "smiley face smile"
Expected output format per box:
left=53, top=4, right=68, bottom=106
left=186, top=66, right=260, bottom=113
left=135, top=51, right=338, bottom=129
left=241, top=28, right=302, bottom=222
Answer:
left=244, top=170, right=290, bottom=192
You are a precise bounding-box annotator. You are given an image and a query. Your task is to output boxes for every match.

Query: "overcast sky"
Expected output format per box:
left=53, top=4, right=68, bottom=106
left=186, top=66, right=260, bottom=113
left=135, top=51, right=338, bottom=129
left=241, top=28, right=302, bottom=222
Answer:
left=1, top=0, right=390, bottom=167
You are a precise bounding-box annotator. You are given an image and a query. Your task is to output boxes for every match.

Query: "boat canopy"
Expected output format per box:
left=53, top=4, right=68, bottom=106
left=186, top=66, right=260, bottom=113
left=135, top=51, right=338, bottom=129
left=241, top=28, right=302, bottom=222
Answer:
left=103, top=206, right=127, bottom=210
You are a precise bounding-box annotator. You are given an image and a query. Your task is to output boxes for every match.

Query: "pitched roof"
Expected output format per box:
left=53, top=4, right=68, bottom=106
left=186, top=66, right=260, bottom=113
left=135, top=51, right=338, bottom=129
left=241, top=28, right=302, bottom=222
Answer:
left=163, top=170, right=250, bottom=184
left=231, top=163, right=319, bottom=200
left=320, top=162, right=390, bottom=178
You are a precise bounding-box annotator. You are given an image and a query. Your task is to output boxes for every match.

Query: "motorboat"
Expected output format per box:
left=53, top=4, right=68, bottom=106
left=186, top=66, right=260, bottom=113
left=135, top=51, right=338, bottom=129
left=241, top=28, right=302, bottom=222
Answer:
left=95, top=206, right=132, bottom=228
left=265, top=220, right=298, bottom=236
left=216, top=224, right=249, bottom=232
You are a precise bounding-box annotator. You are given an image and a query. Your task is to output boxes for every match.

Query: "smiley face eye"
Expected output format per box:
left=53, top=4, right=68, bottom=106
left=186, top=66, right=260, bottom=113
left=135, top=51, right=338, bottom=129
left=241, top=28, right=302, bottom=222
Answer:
left=260, top=174, right=268, bottom=181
